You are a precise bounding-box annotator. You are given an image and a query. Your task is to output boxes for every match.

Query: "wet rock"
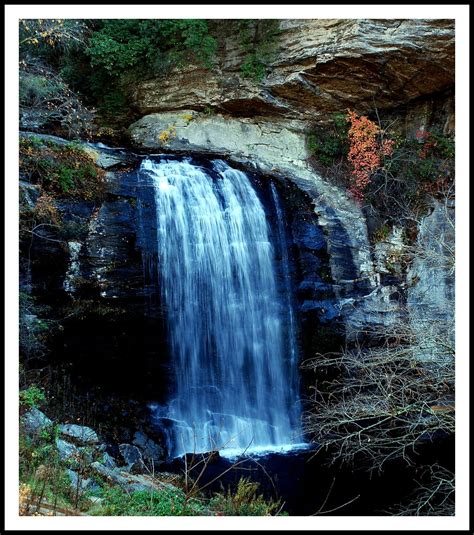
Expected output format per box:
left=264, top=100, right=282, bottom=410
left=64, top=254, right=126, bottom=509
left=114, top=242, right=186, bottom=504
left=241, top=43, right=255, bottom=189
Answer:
left=298, top=280, right=333, bottom=294
left=56, top=439, right=79, bottom=461
left=59, top=424, right=100, bottom=445
left=89, top=461, right=163, bottom=493
left=21, top=408, right=53, bottom=435
left=301, top=299, right=340, bottom=322
left=66, top=469, right=101, bottom=495
left=19, top=181, right=41, bottom=209
left=128, top=20, right=455, bottom=347
left=84, top=198, right=141, bottom=300
left=119, top=444, right=145, bottom=473
left=132, top=431, right=165, bottom=466
left=292, top=221, right=326, bottom=251
left=101, top=451, right=117, bottom=469
left=63, top=241, right=82, bottom=295
left=184, top=450, right=221, bottom=466
left=129, top=112, right=378, bottom=314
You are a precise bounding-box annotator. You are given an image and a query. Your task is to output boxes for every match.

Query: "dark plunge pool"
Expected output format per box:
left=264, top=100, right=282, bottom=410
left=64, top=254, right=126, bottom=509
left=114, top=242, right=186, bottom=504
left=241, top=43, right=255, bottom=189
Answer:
left=162, top=435, right=454, bottom=516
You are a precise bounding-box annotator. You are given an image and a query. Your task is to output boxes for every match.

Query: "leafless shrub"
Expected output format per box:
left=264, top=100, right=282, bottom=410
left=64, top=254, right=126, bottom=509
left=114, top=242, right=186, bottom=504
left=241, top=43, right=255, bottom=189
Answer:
left=302, top=188, right=455, bottom=514
left=19, top=19, right=88, bottom=51
left=19, top=57, right=95, bottom=138
left=391, top=464, right=455, bottom=516
left=302, top=317, right=454, bottom=471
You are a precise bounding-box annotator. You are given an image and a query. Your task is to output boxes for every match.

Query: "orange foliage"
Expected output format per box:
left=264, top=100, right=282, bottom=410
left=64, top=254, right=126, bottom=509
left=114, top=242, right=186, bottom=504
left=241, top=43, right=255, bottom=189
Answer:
left=346, top=110, right=393, bottom=202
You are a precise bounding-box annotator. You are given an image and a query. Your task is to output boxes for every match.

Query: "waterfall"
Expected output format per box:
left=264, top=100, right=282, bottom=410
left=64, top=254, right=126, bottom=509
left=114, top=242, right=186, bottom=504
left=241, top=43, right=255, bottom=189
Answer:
left=270, top=183, right=299, bottom=390
left=141, top=158, right=303, bottom=457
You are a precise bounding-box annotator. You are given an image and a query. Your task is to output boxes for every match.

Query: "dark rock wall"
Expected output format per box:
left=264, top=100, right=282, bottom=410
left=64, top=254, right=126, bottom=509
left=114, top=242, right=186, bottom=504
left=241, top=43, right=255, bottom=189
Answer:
left=21, top=150, right=346, bottom=410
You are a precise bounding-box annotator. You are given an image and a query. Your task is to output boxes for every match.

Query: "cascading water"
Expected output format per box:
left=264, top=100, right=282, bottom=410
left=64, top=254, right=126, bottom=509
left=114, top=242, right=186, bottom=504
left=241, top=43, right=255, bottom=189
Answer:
left=141, top=158, right=303, bottom=457
left=270, top=183, right=299, bottom=393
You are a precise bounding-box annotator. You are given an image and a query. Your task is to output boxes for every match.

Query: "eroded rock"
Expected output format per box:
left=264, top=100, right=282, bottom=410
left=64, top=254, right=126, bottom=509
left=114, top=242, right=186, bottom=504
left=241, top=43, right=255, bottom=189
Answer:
left=56, top=438, right=79, bottom=461
left=59, top=424, right=100, bottom=445
left=132, top=19, right=454, bottom=121
left=66, top=469, right=101, bottom=495
left=119, top=443, right=144, bottom=473
left=21, top=408, right=53, bottom=435
left=132, top=431, right=165, bottom=466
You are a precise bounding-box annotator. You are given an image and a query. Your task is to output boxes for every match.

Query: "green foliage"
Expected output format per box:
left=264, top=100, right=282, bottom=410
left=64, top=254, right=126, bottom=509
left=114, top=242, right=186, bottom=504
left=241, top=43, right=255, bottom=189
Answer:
left=202, top=105, right=215, bottom=116
left=93, top=486, right=204, bottom=516
left=209, top=478, right=283, bottom=516
left=92, top=479, right=284, bottom=516
left=20, top=385, right=46, bottom=409
left=372, top=224, right=391, bottom=243
left=84, top=19, right=217, bottom=114
left=21, top=19, right=217, bottom=122
left=19, top=57, right=95, bottom=138
left=100, top=89, right=129, bottom=115
left=20, top=73, right=66, bottom=108
left=307, top=113, right=349, bottom=166
left=20, top=137, right=105, bottom=200
left=19, top=424, right=86, bottom=513
left=429, top=131, right=455, bottom=159
left=383, top=130, right=455, bottom=188
left=238, top=20, right=281, bottom=82
left=308, top=134, right=343, bottom=166
left=240, top=54, right=267, bottom=82
left=306, top=111, right=454, bottom=226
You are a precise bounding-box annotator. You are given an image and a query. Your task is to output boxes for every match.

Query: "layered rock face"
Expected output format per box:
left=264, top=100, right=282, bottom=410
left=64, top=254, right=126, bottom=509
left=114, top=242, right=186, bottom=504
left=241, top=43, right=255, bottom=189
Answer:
left=128, top=19, right=455, bottom=340
left=132, top=19, right=455, bottom=122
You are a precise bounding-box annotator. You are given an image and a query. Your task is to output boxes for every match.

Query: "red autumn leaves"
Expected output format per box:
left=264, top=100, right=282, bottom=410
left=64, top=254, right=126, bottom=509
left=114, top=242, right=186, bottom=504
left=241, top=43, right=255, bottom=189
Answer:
left=415, top=128, right=437, bottom=159
left=346, top=110, right=394, bottom=202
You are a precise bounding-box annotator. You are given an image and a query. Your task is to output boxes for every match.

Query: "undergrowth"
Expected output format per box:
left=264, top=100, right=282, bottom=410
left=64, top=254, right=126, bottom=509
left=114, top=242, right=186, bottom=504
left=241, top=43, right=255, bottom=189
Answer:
left=19, top=136, right=106, bottom=200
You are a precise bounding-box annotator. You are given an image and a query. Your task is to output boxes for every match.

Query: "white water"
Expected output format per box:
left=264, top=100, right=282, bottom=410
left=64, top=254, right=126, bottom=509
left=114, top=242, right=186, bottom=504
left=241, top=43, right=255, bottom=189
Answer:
left=271, top=183, right=299, bottom=372
left=141, top=158, right=302, bottom=457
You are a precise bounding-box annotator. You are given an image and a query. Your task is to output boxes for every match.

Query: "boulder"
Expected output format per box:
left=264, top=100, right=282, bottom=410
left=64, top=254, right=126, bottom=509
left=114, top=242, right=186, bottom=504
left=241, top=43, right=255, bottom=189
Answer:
left=66, top=469, right=101, bottom=495
left=81, top=145, right=136, bottom=169
left=21, top=408, right=53, bottom=435
left=90, top=461, right=163, bottom=493
left=90, top=461, right=129, bottom=486
left=59, top=424, right=100, bottom=445
left=100, top=451, right=117, bottom=469
left=132, top=431, right=165, bottom=466
left=56, top=438, right=79, bottom=462
left=119, top=443, right=144, bottom=473
left=129, top=112, right=308, bottom=174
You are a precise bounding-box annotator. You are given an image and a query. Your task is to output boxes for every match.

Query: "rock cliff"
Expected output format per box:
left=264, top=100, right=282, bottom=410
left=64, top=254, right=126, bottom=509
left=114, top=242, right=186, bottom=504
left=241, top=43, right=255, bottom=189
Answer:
left=128, top=19, right=455, bottom=340
left=132, top=19, right=455, bottom=122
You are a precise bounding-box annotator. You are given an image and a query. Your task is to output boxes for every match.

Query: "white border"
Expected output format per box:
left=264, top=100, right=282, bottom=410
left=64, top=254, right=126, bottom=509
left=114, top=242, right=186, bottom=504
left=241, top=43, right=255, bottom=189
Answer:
left=5, top=4, right=470, bottom=531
